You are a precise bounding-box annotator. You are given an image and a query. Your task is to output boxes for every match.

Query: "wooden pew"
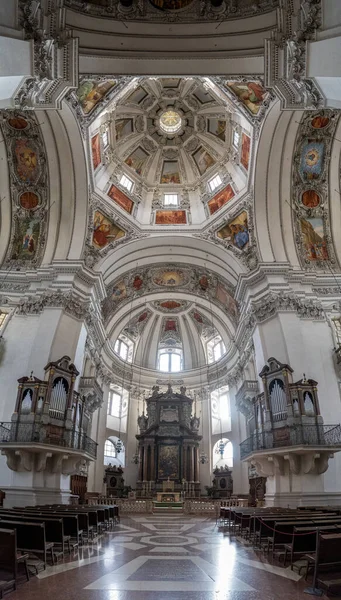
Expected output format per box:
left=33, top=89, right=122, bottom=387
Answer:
left=283, top=524, right=341, bottom=570
left=0, top=521, right=53, bottom=570
left=16, top=509, right=83, bottom=547
left=0, top=511, right=70, bottom=558
left=0, top=528, right=16, bottom=598
left=304, top=532, right=341, bottom=587
left=266, top=517, right=341, bottom=558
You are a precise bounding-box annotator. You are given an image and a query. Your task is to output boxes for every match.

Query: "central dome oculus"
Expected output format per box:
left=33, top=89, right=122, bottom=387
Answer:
left=159, top=109, right=182, bottom=134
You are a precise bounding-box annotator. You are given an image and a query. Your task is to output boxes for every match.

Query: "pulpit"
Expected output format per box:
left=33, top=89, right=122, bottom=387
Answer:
left=136, top=385, right=202, bottom=497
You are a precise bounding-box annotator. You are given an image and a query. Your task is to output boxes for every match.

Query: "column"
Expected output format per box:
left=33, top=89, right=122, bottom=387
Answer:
left=150, top=445, right=155, bottom=481
left=190, top=446, right=195, bottom=482
left=138, top=446, right=143, bottom=482
left=87, top=384, right=109, bottom=495
left=123, top=392, right=139, bottom=488
left=143, top=444, right=148, bottom=481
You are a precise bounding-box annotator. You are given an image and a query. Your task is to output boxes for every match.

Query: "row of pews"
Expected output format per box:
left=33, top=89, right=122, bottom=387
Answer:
left=0, top=503, right=119, bottom=598
left=219, top=505, right=341, bottom=587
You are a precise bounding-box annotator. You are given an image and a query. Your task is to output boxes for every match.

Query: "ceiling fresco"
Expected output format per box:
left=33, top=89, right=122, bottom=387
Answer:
left=64, top=0, right=279, bottom=21
left=0, top=111, right=49, bottom=269
left=80, top=75, right=263, bottom=234
left=102, top=264, right=238, bottom=324
left=292, top=109, right=340, bottom=270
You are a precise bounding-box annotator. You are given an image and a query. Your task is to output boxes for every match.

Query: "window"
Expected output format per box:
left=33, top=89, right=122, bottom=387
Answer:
left=219, top=392, right=230, bottom=421
left=114, top=339, right=128, bottom=361
left=104, top=439, right=117, bottom=459
left=0, top=311, right=8, bottom=329
left=333, top=318, right=341, bottom=346
left=159, top=351, right=182, bottom=373
left=213, top=340, right=226, bottom=362
left=120, top=174, right=133, bottom=192
left=102, top=130, right=109, bottom=149
left=107, top=391, right=122, bottom=417
left=208, top=174, right=222, bottom=192
left=233, top=129, right=240, bottom=148
left=164, top=194, right=179, bottom=206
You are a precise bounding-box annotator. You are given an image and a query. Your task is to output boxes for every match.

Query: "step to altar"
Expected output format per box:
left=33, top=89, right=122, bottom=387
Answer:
left=152, top=501, right=184, bottom=514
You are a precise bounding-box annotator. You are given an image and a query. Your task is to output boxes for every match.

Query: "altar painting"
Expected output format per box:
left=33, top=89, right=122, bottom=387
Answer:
left=155, top=210, right=187, bottom=225
left=76, top=79, right=116, bottom=115
left=108, top=185, right=133, bottom=214
left=13, top=138, right=39, bottom=183
left=153, top=269, right=187, bottom=287
left=115, top=118, right=134, bottom=140
left=241, top=133, right=251, bottom=170
left=160, top=161, right=181, bottom=184
left=217, top=211, right=249, bottom=249
left=158, top=445, right=179, bottom=480
left=11, top=217, right=40, bottom=261
left=192, top=146, right=215, bottom=176
left=92, top=211, right=125, bottom=249
left=207, top=118, right=226, bottom=141
left=125, top=146, right=149, bottom=176
left=208, top=184, right=234, bottom=215
left=91, top=134, right=101, bottom=170
left=226, top=81, right=268, bottom=115
left=216, top=284, right=238, bottom=319
left=299, top=140, right=325, bottom=181
left=301, top=217, right=328, bottom=261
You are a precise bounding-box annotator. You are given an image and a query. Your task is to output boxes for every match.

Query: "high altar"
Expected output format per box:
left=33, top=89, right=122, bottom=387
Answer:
left=136, top=385, right=202, bottom=497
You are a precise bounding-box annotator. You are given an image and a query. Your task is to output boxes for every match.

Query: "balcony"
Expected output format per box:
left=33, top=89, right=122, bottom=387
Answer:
left=239, top=424, right=341, bottom=477
left=0, top=421, right=97, bottom=473
left=235, top=380, right=259, bottom=417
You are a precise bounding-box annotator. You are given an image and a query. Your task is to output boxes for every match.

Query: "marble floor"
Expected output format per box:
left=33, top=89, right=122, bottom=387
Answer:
left=7, top=514, right=338, bottom=600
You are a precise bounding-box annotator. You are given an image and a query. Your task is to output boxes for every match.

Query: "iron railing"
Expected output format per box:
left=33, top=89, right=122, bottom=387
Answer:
left=240, top=424, right=341, bottom=460
left=0, top=422, right=97, bottom=459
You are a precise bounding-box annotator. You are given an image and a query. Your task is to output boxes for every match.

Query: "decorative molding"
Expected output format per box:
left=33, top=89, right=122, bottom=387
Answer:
left=264, top=0, right=324, bottom=109
left=15, top=0, right=78, bottom=109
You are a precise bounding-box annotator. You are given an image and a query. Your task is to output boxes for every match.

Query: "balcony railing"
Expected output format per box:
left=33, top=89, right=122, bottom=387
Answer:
left=240, top=424, right=341, bottom=460
left=0, top=422, right=97, bottom=459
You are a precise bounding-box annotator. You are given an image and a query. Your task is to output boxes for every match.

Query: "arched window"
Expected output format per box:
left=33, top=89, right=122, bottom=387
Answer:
left=104, top=439, right=117, bottom=459
left=159, top=351, right=182, bottom=372
left=213, top=438, right=233, bottom=469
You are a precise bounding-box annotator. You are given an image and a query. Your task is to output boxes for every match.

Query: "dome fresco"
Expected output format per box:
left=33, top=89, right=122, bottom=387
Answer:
left=89, top=76, right=258, bottom=229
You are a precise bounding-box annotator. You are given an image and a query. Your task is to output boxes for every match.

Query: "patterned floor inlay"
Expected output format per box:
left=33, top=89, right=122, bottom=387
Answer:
left=9, top=514, right=315, bottom=600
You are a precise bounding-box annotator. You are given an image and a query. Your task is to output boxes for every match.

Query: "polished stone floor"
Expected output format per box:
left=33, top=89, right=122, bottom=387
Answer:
left=8, top=514, right=337, bottom=600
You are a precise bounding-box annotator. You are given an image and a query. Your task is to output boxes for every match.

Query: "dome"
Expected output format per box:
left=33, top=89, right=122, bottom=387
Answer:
left=90, top=76, right=255, bottom=229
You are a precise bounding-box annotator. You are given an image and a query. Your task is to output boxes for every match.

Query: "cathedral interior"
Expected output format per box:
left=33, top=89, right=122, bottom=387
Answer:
left=1, top=0, right=341, bottom=598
